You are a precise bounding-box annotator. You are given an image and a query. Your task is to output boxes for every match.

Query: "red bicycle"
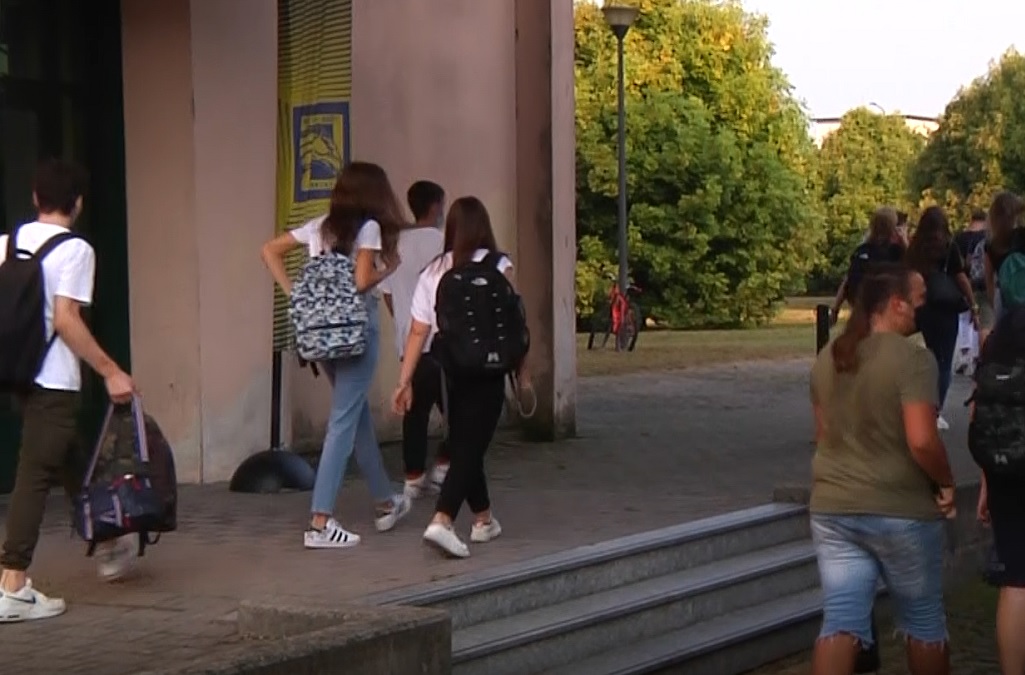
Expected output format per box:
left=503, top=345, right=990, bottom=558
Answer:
left=587, top=280, right=641, bottom=351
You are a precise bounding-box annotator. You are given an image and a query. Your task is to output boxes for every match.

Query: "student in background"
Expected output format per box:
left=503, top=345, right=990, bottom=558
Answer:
left=380, top=181, right=449, bottom=498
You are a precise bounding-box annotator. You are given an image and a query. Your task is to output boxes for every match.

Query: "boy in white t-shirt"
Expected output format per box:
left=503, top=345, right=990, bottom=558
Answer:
left=0, top=160, right=137, bottom=623
left=380, top=181, right=449, bottom=498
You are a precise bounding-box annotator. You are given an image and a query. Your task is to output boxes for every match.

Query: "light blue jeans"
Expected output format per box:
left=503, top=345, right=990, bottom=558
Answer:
left=310, top=316, right=394, bottom=515
left=811, top=514, right=948, bottom=646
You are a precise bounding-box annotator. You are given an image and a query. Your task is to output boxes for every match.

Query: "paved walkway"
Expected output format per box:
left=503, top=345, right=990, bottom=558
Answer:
left=0, top=360, right=979, bottom=673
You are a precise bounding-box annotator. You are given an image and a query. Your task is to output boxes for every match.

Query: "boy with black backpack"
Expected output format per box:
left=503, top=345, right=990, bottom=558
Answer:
left=0, top=159, right=136, bottom=623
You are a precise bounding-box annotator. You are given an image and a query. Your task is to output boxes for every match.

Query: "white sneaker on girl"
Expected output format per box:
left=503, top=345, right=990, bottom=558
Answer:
left=423, top=522, right=470, bottom=558
left=471, top=517, right=502, bottom=543
left=304, top=518, right=361, bottom=549
left=375, top=494, right=412, bottom=533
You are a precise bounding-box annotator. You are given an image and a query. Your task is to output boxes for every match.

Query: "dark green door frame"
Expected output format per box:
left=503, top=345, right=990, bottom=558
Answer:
left=0, top=0, right=129, bottom=493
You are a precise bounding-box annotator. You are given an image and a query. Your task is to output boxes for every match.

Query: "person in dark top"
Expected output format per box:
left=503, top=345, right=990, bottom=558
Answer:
left=905, top=206, right=977, bottom=430
left=955, top=210, right=992, bottom=343
left=975, top=304, right=1025, bottom=675
left=985, top=192, right=1025, bottom=320
left=830, top=206, right=906, bottom=325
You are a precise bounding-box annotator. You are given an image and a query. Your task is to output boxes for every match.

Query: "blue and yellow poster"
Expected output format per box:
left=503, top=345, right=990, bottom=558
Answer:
left=273, top=0, right=352, bottom=349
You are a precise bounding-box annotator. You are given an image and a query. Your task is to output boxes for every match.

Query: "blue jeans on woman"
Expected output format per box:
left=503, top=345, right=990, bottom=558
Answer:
left=310, top=315, right=394, bottom=515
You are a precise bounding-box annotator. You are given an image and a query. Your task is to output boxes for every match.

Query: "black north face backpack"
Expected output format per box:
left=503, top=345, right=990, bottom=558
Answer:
left=0, top=228, right=80, bottom=392
left=969, top=357, right=1025, bottom=477
left=432, top=252, right=529, bottom=377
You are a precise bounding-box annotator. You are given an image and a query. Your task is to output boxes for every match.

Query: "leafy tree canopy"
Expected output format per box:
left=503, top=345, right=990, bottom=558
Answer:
left=913, top=50, right=1025, bottom=222
left=575, top=0, right=822, bottom=327
left=814, top=108, right=925, bottom=289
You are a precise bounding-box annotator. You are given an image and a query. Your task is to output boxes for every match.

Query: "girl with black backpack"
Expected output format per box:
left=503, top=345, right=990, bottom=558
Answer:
left=391, top=196, right=530, bottom=559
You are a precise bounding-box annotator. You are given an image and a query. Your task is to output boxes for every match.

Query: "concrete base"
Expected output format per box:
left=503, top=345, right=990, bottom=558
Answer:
left=142, top=603, right=451, bottom=675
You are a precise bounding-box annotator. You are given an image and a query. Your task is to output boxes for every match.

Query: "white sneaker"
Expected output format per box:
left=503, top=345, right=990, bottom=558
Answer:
left=304, top=518, right=361, bottom=549
left=404, top=475, right=428, bottom=500
left=429, top=463, right=449, bottom=492
left=375, top=494, right=412, bottom=533
left=471, top=518, right=503, bottom=543
left=0, top=581, right=66, bottom=623
left=937, top=415, right=950, bottom=431
left=423, top=522, right=470, bottom=558
left=97, top=535, right=137, bottom=582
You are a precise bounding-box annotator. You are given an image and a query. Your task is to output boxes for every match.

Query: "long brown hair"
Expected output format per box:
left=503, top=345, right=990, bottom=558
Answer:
left=904, top=205, right=951, bottom=275
left=832, top=262, right=914, bottom=373
left=442, top=196, right=499, bottom=267
left=865, top=206, right=901, bottom=248
left=988, top=191, right=1024, bottom=256
left=321, top=161, right=403, bottom=257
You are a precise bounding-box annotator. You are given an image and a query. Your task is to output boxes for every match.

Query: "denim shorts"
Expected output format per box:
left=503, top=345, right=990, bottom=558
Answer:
left=811, top=514, right=948, bottom=646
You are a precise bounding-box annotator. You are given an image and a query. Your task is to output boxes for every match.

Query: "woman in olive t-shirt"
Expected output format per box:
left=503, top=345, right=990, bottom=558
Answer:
left=808, top=263, right=956, bottom=675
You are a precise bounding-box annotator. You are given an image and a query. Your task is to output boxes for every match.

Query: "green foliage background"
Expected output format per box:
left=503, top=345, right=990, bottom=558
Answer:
left=574, top=2, right=1025, bottom=327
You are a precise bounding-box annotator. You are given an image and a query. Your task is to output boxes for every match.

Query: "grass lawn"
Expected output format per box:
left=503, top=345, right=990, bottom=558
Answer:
left=577, top=297, right=848, bottom=378
left=744, top=579, right=1001, bottom=674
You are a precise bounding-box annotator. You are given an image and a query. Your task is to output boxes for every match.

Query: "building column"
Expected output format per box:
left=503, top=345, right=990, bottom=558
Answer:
left=513, top=0, right=577, bottom=439
left=121, top=0, right=278, bottom=482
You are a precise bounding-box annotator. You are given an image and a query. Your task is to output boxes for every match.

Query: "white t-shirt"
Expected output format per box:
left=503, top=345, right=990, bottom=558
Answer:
left=289, top=216, right=384, bottom=305
left=288, top=215, right=382, bottom=259
left=410, top=249, right=514, bottom=339
left=0, top=221, right=96, bottom=391
left=378, top=226, right=444, bottom=358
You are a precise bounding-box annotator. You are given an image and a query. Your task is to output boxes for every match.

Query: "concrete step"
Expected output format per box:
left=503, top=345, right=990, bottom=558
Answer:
left=363, top=503, right=809, bottom=630
left=451, top=540, right=817, bottom=675
left=543, top=588, right=822, bottom=675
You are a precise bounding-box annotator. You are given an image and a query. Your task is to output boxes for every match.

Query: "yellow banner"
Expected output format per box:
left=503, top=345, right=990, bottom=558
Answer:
left=273, top=0, right=352, bottom=350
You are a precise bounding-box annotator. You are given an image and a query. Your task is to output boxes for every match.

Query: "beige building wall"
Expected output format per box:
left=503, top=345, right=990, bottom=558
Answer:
left=121, top=0, right=279, bottom=482
left=122, top=0, right=575, bottom=482
left=289, top=0, right=577, bottom=446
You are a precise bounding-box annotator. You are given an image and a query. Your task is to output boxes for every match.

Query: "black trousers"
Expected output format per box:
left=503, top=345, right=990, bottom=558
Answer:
left=435, top=374, right=506, bottom=519
left=403, top=354, right=449, bottom=476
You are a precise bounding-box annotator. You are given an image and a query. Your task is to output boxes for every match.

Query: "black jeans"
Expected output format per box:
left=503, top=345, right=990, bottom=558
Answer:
left=2, top=388, right=84, bottom=571
left=917, top=307, right=959, bottom=408
left=403, top=354, right=449, bottom=476
left=435, top=374, right=506, bottom=519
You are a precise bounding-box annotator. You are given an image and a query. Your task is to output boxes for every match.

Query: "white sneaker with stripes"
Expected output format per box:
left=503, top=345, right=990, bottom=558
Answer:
left=304, top=518, right=361, bottom=549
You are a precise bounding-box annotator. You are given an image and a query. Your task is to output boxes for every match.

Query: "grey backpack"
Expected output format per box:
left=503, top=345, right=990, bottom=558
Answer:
left=289, top=251, right=368, bottom=361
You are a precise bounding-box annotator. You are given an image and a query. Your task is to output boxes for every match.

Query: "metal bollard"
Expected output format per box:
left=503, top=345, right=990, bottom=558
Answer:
left=815, top=304, right=831, bottom=353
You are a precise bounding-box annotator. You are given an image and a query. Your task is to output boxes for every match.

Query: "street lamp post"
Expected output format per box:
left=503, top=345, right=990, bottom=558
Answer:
left=601, top=2, right=638, bottom=349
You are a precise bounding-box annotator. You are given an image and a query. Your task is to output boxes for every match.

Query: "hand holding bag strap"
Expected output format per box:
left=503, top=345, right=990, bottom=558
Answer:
left=130, top=393, right=150, bottom=462
left=82, top=404, right=116, bottom=488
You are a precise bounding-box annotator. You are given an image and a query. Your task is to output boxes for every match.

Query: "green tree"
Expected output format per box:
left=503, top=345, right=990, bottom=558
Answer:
left=912, top=50, right=1025, bottom=222
left=814, top=108, right=925, bottom=290
left=575, top=0, right=822, bottom=328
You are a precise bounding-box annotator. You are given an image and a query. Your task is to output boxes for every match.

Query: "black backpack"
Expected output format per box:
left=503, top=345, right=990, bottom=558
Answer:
left=846, top=243, right=898, bottom=302
left=969, top=356, right=1025, bottom=477
left=432, top=252, right=529, bottom=376
left=0, top=228, right=80, bottom=392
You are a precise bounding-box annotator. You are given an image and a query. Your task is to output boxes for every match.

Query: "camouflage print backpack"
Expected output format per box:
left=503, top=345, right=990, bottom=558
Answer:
left=75, top=397, right=178, bottom=556
left=289, top=251, right=368, bottom=362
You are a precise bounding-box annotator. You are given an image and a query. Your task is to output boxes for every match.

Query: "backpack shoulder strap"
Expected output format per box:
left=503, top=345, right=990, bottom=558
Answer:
left=482, top=250, right=506, bottom=270
left=32, top=231, right=81, bottom=262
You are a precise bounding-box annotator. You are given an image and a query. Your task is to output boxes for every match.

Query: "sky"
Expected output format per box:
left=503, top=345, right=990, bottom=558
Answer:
left=741, top=0, right=1025, bottom=119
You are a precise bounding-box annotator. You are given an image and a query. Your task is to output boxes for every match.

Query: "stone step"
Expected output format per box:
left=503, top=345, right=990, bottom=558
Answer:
left=363, top=503, right=809, bottom=630
left=543, top=588, right=822, bottom=675
left=451, top=541, right=817, bottom=675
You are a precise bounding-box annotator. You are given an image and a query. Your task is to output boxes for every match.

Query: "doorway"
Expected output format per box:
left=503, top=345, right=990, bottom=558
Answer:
left=0, top=0, right=129, bottom=493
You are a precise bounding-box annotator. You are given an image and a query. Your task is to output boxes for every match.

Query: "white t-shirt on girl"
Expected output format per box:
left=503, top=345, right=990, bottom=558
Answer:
left=289, top=215, right=381, bottom=259
left=409, top=249, right=513, bottom=340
